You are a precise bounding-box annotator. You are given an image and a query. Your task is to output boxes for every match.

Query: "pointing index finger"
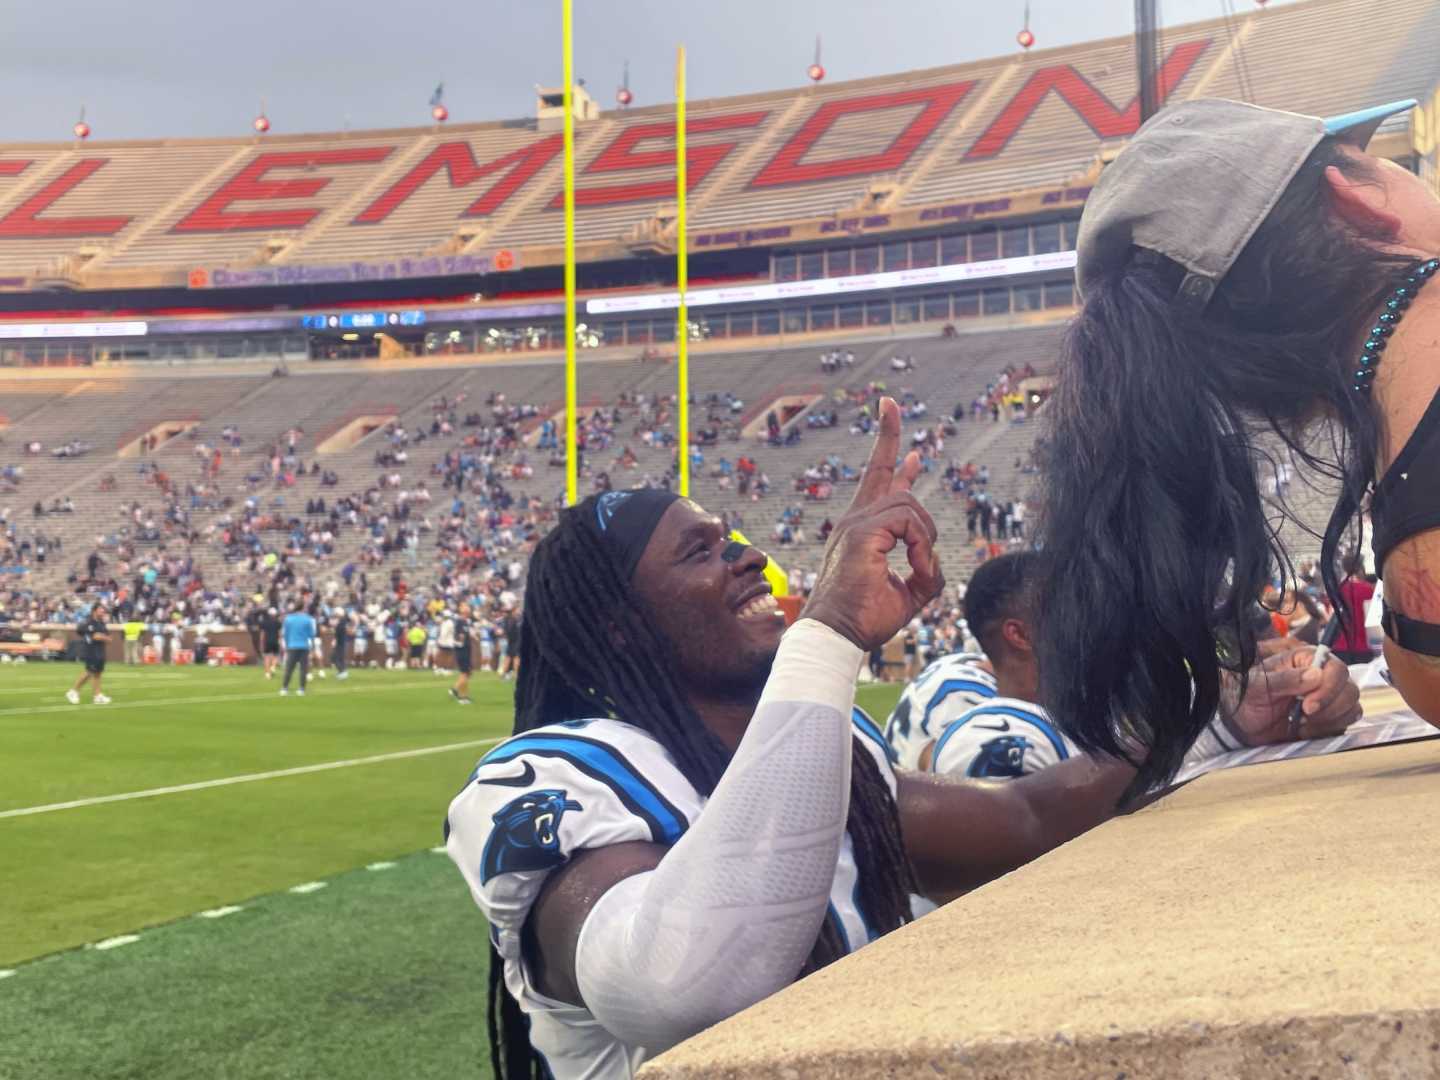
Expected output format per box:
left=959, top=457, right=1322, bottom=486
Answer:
left=853, top=397, right=900, bottom=509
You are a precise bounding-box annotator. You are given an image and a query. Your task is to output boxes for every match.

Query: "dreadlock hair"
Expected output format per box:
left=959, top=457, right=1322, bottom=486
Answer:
left=487, top=494, right=916, bottom=1080
left=1035, top=137, right=1409, bottom=795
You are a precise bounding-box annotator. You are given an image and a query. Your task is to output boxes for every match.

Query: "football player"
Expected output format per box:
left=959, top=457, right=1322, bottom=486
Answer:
left=445, top=401, right=1359, bottom=1080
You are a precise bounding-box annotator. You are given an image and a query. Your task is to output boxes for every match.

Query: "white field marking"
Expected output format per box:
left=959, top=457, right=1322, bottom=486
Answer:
left=0, top=969, right=15, bottom=980
left=288, top=881, right=327, bottom=895
left=0, top=679, right=441, bottom=718
left=197, top=905, right=244, bottom=919
left=92, top=934, right=140, bottom=951
left=366, top=861, right=396, bottom=871
left=0, top=733, right=504, bottom=820
left=429, top=846, right=447, bottom=854
left=0, top=676, right=188, bottom=694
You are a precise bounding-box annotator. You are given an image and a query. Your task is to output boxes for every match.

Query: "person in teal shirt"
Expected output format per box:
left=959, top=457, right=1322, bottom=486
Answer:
left=280, top=603, right=317, bottom=696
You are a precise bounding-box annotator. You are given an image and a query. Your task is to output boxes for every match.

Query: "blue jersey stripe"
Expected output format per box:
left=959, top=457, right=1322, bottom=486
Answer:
left=481, top=735, right=688, bottom=844
left=932, top=703, right=1069, bottom=767
left=827, top=901, right=852, bottom=954
left=852, top=706, right=898, bottom=764
left=919, top=679, right=998, bottom=736
left=929, top=719, right=963, bottom=772
left=851, top=879, right=878, bottom=945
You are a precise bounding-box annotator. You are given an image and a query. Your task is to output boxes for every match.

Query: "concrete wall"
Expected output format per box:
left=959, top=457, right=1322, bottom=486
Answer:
left=644, top=700, right=1440, bottom=1079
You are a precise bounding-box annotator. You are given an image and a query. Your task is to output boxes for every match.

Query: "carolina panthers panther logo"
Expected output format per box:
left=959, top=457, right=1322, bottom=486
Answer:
left=966, top=735, right=1032, bottom=779
left=595, top=491, right=634, bottom=531
left=480, top=788, right=583, bottom=883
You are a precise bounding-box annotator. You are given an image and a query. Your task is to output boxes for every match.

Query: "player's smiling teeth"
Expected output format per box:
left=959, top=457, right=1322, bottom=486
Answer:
left=738, top=594, right=779, bottom=619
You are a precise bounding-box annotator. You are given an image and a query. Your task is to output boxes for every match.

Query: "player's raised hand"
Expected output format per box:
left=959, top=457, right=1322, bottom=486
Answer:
left=803, top=397, right=944, bottom=651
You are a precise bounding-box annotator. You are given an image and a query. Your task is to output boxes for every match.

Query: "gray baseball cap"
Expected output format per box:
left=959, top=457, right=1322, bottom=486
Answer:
left=1076, top=97, right=1418, bottom=308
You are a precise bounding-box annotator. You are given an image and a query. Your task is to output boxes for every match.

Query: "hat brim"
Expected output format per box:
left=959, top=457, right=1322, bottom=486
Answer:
left=1323, top=99, right=1417, bottom=148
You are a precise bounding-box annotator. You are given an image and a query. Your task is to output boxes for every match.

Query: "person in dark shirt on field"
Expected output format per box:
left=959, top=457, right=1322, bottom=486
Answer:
left=499, top=609, right=521, bottom=682
left=330, top=610, right=351, bottom=681
left=448, top=604, right=474, bottom=705
left=244, top=605, right=263, bottom=660
left=66, top=603, right=111, bottom=705
left=259, top=606, right=282, bottom=679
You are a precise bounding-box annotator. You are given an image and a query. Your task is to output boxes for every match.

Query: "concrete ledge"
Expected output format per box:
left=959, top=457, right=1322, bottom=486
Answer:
left=643, top=735, right=1440, bottom=1079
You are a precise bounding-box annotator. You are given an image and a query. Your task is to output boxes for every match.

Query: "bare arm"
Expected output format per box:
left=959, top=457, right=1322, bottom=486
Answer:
left=524, top=841, right=666, bottom=1005
left=1382, top=531, right=1440, bottom=727
left=900, top=640, right=1361, bottom=902
left=898, top=754, right=1135, bottom=902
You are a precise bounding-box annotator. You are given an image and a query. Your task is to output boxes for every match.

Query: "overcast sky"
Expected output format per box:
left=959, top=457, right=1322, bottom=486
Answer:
left=0, top=0, right=1296, bottom=142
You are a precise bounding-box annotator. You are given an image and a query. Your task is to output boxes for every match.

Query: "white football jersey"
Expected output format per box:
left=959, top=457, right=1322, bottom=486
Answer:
left=445, top=708, right=896, bottom=1080
left=883, top=652, right=998, bottom=770
left=928, top=696, right=1080, bottom=779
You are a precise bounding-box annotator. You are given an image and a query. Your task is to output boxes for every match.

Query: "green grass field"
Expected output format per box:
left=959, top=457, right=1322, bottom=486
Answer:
left=1, top=659, right=901, bottom=1080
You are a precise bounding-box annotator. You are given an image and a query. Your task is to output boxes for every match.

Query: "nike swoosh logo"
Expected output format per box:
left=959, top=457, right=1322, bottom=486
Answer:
left=974, top=720, right=1011, bottom=732
left=477, top=761, right=536, bottom=788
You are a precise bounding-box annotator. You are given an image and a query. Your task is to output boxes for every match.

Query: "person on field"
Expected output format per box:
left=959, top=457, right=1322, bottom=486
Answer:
left=280, top=602, right=317, bottom=697
left=66, top=602, right=111, bottom=705
left=406, top=623, right=427, bottom=669
left=259, top=606, right=282, bottom=679
left=122, top=617, right=145, bottom=665
left=448, top=604, right=474, bottom=705
left=329, top=608, right=352, bottom=680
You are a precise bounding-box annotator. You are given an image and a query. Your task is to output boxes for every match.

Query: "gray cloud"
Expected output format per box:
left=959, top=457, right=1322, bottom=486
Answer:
left=0, top=0, right=1293, bottom=141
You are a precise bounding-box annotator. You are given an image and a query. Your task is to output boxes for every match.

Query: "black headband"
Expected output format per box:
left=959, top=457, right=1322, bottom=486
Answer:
left=594, top=489, right=681, bottom=581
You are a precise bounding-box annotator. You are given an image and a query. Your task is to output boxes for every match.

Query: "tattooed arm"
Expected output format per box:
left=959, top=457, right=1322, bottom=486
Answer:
left=1382, top=531, right=1440, bottom=727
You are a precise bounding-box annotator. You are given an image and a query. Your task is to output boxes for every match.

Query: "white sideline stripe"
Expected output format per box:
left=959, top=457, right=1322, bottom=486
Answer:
left=198, top=905, right=244, bottom=919
left=0, top=734, right=504, bottom=820
left=0, top=969, right=15, bottom=980
left=0, top=676, right=187, bottom=694
left=429, top=846, right=447, bottom=854
left=366, top=861, right=396, bottom=871
left=0, top=679, right=444, bottom=718
left=289, top=881, right=327, bottom=895
left=92, top=934, right=140, bottom=951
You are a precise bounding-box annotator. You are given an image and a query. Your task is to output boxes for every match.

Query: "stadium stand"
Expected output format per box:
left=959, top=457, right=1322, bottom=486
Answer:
left=0, top=328, right=1055, bottom=609
left=0, top=0, right=1430, bottom=292
left=2, top=0, right=1437, bottom=648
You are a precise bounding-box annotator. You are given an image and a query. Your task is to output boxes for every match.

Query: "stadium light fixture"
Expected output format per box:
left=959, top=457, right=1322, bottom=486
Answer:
left=1017, top=2, right=1035, bottom=50
left=617, top=60, right=634, bottom=108
left=807, top=36, right=825, bottom=82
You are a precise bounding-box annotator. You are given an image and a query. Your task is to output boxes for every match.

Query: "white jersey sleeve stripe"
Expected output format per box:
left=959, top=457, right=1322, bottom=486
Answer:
left=851, top=706, right=898, bottom=765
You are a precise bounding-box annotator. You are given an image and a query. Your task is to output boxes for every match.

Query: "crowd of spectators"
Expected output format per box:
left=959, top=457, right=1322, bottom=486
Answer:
left=1, top=346, right=1044, bottom=663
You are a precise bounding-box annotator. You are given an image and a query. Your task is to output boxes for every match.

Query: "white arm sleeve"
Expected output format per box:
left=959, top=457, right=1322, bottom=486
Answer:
left=573, top=618, right=863, bottom=1052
